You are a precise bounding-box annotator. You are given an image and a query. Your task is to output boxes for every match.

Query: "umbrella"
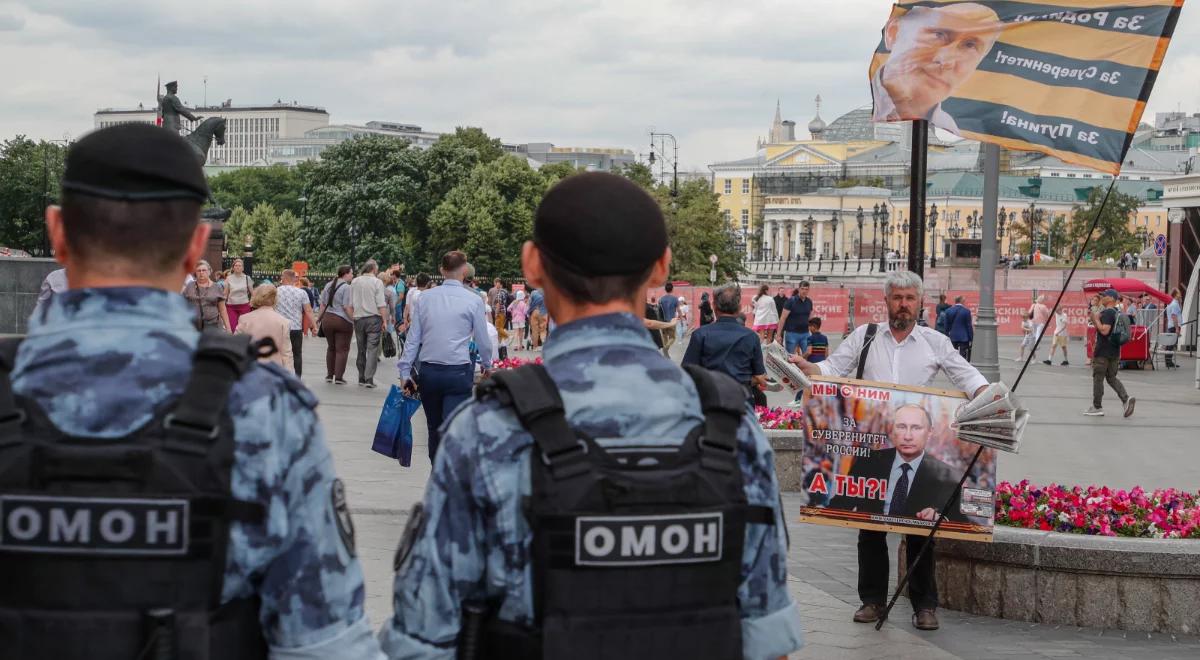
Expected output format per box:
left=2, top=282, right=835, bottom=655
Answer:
left=1082, top=277, right=1172, bottom=304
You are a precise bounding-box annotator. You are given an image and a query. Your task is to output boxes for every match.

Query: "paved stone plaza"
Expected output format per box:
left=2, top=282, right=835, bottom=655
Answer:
left=302, top=333, right=1200, bottom=658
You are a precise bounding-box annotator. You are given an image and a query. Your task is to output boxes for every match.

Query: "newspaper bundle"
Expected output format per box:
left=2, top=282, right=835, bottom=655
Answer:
left=762, top=342, right=811, bottom=392
left=951, top=382, right=1028, bottom=454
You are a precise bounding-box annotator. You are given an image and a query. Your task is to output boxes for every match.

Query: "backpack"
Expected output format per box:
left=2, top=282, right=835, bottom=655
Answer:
left=1111, top=312, right=1132, bottom=347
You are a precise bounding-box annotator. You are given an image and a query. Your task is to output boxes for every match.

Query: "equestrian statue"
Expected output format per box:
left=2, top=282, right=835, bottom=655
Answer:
left=159, top=80, right=225, bottom=166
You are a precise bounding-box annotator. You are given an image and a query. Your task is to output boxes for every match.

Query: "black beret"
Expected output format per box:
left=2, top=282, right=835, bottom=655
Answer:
left=534, top=172, right=667, bottom=277
left=62, top=123, right=209, bottom=202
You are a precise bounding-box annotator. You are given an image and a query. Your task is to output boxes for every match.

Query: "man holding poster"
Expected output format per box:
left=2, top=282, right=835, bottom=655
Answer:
left=791, top=271, right=989, bottom=632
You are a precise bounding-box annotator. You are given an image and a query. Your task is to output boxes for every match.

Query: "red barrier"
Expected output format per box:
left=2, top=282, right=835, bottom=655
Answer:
left=646, top=285, right=1086, bottom=337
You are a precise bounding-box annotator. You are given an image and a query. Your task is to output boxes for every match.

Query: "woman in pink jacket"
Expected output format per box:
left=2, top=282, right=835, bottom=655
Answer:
left=234, top=283, right=295, bottom=374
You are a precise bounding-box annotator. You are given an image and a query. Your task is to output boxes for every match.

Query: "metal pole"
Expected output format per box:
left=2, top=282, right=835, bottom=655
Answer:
left=908, top=120, right=927, bottom=276
left=973, top=143, right=1002, bottom=383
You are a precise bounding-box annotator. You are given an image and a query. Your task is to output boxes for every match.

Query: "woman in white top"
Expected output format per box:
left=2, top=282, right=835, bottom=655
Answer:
left=751, top=284, right=779, bottom=343
left=224, top=258, right=253, bottom=332
left=678, top=300, right=691, bottom=338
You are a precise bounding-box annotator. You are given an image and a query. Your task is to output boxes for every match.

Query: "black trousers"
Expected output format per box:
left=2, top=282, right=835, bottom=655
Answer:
left=952, top=340, right=971, bottom=361
left=289, top=329, right=304, bottom=376
left=858, top=530, right=937, bottom=611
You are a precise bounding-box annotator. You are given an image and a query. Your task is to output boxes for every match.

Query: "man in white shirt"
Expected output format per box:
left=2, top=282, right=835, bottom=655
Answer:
left=789, top=270, right=988, bottom=633
left=350, top=259, right=389, bottom=388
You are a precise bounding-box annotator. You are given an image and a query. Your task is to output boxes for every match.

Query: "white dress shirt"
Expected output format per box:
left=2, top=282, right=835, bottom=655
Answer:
left=818, top=323, right=988, bottom=394
left=883, top=451, right=924, bottom=513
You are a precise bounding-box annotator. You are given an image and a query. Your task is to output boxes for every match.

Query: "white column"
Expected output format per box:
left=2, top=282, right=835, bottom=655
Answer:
left=793, top=221, right=802, bottom=260
left=815, top=221, right=825, bottom=260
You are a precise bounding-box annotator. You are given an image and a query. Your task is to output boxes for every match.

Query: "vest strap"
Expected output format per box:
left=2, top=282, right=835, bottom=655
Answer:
left=0, top=338, right=25, bottom=435
left=482, top=365, right=588, bottom=479
left=682, top=365, right=744, bottom=473
left=166, top=332, right=255, bottom=440
left=856, top=323, right=879, bottom=380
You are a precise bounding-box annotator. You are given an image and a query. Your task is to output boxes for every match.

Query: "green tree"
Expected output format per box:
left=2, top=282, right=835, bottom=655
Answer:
left=438, top=126, right=505, bottom=165
left=299, top=135, right=427, bottom=270
left=656, top=179, right=745, bottom=283
left=537, top=161, right=585, bottom=184
left=427, top=155, right=546, bottom=277
left=208, top=164, right=307, bottom=215
left=613, top=162, right=656, bottom=189
left=0, top=137, right=67, bottom=255
left=1066, top=188, right=1142, bottom=260
left=223, top=203, right=303, bottom=272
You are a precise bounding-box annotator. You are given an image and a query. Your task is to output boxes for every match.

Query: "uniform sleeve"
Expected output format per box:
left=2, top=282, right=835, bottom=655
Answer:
left=735, top=413, right=804, bottom=659
left=379, top=414, right=490, bottom=659
left=226, top=387, right=383, bottom=659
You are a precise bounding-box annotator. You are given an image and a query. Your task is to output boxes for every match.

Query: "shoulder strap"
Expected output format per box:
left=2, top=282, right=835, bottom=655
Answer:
left=0, top=338, right=25, bottom=434
left=856, top=323, right=878, bottom=380
left=682, top=364, right=745, bottom=473
left=479, top=364, right=588, bottom=479
left=164, top=331, right=256, bottom=439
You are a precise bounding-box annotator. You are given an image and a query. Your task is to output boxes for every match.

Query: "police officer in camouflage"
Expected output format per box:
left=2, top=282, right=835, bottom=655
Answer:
left=0, top=124, right=384, bottom=660
left=379, top=172, right=804, bottom=659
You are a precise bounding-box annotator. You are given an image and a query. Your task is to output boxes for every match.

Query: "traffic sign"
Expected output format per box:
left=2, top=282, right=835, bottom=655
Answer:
left=1154, top=234, right=1167, bottom=257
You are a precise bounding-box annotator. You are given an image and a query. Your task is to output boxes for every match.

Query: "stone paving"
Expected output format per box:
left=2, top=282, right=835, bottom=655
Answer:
left=297, top=332, right=1200, bottom=659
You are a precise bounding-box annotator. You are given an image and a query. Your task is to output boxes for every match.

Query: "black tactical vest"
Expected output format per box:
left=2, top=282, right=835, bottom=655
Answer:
left=472, top=364, right=775, bottom=660
left=0, top=332, right=269, bottom=660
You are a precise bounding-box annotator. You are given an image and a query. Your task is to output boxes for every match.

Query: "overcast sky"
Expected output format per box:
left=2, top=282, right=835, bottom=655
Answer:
left=3, top=0, right=1200, bottom=170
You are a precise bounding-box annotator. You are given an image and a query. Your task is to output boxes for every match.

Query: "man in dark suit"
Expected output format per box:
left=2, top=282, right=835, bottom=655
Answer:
left=829, top=404, right=965, bottom=630
left=942, top=296, right=974, bottom=360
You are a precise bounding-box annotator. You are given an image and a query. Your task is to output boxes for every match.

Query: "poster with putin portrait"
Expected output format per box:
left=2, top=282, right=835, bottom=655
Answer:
left=870, top=1, right=1183, bottom=174
left=798, top=375, right=997, bottom=541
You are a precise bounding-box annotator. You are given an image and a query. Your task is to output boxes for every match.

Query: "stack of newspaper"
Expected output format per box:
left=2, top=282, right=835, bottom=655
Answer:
left=951, top=382, right=1029, bottom=454
left=762, top=342, right=812, bottom=393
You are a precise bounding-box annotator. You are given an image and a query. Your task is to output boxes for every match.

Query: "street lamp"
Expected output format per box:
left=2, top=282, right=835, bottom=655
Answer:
left=967, top=210, right=979, bottom=239
left=804, top=214, right=815, bottom=260
left=649, top=132, right=679, bottom=196
left=830, top=211, right=840, bottom=260
left=874, top=203, right=890, bottom=272
left=856, top=206, right=865, bottom=271
left=901, top=222, right=909, bottom=259
left=928, top=203, right=939, bottom=268
left=298, top=194, right=309, bottom=255
left=1022, top=201, right=1044, bottom=265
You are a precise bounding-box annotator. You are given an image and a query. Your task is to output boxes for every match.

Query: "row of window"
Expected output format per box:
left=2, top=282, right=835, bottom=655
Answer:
left=722, top=179, right=752, bottom=194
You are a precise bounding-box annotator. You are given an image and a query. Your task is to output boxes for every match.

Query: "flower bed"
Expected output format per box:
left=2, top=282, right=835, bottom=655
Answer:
left=491, top=357, right=543, bottom=370
left=996, top=480, right=1200, bottom=539
left=754, top=406, right=805, bottom=431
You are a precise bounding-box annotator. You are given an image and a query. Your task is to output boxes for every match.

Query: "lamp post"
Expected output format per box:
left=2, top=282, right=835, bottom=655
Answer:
left=967, top=210, right=979, bottom=239
left=874, top=204, right=890, bottom=272
left=804, top=215, right=815, bottom=260
left=856, top=206, right=865, bottom=271
left=901, top=222, right=909, bottom=260
left=928, top=203, right=939, bottom=268
left=648, top=132, right=679, bottom=196
left=830, top=211, right=840, bottom=260
left=1022, top=201, right=1044, bottom=266
left=298, top=194, right=309, bottom=255
left=998, top=207, right=1010, bottom=257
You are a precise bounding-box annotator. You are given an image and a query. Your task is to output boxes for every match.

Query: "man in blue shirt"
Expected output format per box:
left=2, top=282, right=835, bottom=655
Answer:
left=398, top=250, right=493, bottom=461
left=657, top=281, right=680, bottom=357
left=380, top=172, right=803, bottom=659
left=777, top=281, right=813, bottom=355
left=682, top=282, right=768, bottom=406
left=5, top=124, right=382, bottom=659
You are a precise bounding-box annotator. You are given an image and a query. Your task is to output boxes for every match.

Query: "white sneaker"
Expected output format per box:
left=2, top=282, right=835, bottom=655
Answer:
left=1083, top=407, right=1104, bottom=416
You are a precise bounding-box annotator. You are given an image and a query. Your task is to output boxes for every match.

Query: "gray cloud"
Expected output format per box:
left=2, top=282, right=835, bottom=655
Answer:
left=0, top=12, right=24, bottom=30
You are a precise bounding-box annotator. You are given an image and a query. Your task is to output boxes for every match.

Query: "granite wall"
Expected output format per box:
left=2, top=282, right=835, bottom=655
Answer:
left=0, top=257, right=58, bottom=335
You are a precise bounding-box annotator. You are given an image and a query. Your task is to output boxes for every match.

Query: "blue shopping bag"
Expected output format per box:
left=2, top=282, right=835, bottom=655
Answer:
left=372, top=385, right=422, bottom=466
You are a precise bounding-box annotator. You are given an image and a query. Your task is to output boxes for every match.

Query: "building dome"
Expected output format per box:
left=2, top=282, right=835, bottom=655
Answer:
left=808, top=116, right=826, bottom=135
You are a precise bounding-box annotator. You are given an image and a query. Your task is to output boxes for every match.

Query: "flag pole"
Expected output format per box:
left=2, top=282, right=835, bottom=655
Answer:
left=907, top=120, right=928, bottom=277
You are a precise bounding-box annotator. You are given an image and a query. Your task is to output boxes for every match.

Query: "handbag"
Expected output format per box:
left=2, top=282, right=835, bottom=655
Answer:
left=372, top=385, right=422, bottom=466
left=382, top=330, right=397, bottom=358
left=316, top=281, right=344, bottom=338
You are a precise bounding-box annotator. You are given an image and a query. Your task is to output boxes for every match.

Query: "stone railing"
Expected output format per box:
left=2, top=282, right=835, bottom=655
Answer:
left=746, top=257, right=906, bottom=278
left=931, top=526, right=1200, bottom=633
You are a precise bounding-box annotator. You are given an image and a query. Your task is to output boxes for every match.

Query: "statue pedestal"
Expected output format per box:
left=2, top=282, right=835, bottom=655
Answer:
left=201, top=207, right=229, bottom=273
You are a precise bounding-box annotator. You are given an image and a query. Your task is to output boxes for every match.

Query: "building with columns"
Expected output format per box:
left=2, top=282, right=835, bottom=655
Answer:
left=761, top=187, right=893, bottom=261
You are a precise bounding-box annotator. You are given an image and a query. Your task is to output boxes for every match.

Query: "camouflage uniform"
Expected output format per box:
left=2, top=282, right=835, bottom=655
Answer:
left=379, top=312, right=804, bottom=659
left=11, top=288, right=384, bottom=659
